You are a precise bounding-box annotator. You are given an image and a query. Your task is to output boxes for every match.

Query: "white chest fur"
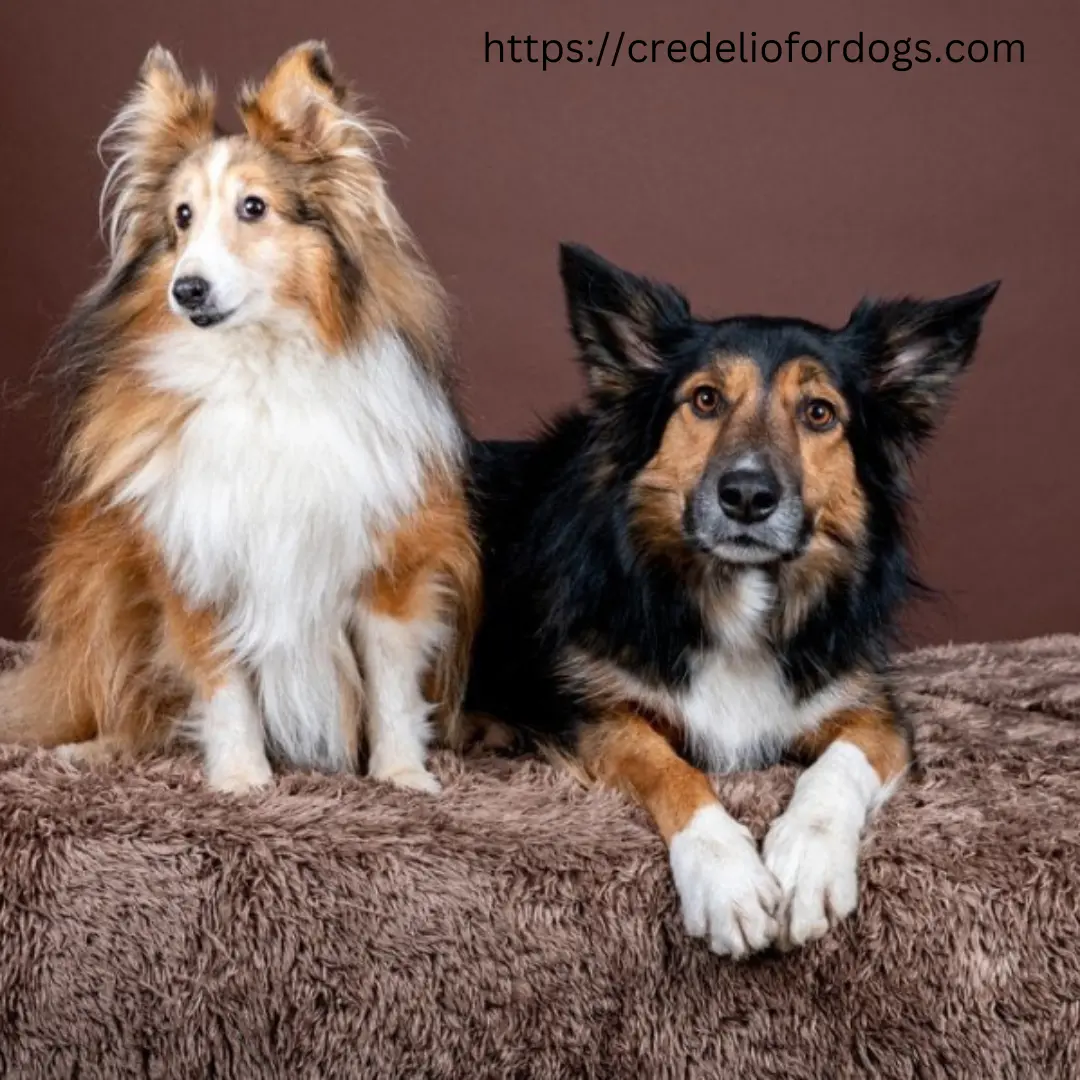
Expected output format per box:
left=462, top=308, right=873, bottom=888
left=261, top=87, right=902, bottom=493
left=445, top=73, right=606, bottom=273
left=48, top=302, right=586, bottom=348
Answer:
left=676, top=571, right=854, bottom=773
left=116, top=323, right=461, bottom=766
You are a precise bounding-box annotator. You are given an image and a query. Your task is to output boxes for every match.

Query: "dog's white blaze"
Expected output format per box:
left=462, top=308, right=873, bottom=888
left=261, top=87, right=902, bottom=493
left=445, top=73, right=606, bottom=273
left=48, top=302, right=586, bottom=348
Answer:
left=169, top=141, right=286, bottom=321
left=678, top=570, right=860, bottom=773
left=119, top=323, right=461, bottom=770
left=171, top=144, right=243, bottom=314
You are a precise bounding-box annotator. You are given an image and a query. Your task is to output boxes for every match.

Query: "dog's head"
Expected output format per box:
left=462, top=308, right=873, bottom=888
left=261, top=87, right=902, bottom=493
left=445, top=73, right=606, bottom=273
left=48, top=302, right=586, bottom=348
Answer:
left=99, top=42, right=412, bottom=348
left=559, top=244, right=997, bottom=573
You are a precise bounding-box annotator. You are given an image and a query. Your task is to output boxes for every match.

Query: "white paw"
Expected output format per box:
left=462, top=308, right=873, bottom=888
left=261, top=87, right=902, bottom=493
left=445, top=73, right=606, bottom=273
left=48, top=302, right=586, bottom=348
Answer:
left=54, top=739, right=118, bottom=766
left=763, top=810, right=860, bottom=949
left=669, top=805, right=781, bottom=958
left=370, top=762, right=442, bottom=795
left=205, top=755, right=273, bottom=795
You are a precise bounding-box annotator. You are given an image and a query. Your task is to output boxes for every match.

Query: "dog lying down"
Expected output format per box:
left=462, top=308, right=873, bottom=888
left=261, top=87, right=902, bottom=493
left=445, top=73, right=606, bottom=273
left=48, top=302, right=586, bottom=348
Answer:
left=465, top=244, right=996, bottom=956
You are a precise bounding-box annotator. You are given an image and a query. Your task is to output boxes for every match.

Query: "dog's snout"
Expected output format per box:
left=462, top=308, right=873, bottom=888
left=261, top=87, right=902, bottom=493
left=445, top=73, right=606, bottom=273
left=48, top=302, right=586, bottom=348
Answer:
left=172, top=276, right=210, bottom=310
left=718, top=465, right=781, bottom=524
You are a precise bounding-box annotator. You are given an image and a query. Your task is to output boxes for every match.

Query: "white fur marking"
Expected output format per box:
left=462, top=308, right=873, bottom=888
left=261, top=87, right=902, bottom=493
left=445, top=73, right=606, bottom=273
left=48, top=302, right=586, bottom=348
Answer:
left=561, top=569, right=866, bottom=776
left=121, top=325, right=460, bottom=772
left=678, top=571, right=862, bottom=773
left=196, top=669, right=273, bottom=794
left=669, top=804, right=781, bottom=958
left=361, top=610, right=447, bottom=794
left=169, top=141, right=293, bottom=326
left=763, top=740, right=889, bottom=948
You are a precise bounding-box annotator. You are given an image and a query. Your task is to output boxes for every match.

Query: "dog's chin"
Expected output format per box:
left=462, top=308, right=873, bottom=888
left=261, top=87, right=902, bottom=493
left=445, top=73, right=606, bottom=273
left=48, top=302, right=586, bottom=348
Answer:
left=187, top=309, right=234, bottom=329
left=707, top=538, right=790, bottom=566
left=687, top=527, right=805, bottom=567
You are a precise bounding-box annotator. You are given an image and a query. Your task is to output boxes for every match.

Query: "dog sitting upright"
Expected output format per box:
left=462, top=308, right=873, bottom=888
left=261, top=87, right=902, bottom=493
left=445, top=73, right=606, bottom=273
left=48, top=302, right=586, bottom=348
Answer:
left=466, top=244, right=996, bottom=955
left=0, top=43, right=478, bottom=793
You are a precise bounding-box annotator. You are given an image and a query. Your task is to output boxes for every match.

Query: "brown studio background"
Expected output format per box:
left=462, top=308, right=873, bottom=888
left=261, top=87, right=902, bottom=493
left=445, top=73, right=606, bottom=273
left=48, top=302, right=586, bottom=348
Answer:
left=0, top=0, right=1077, bottom=644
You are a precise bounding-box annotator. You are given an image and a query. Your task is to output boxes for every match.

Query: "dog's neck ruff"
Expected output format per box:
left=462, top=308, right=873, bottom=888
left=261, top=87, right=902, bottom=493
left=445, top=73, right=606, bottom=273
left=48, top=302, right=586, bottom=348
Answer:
left=113, top=319, right=461, bottom=767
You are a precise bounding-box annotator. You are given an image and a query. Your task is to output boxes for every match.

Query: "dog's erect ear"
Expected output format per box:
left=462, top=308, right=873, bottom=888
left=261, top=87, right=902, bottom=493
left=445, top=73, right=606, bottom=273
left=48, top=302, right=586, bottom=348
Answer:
left=238, top=41, right=399, bottom=241
left=99, top=46, right=215, bottom=261
left=845, top=282, right=998, bottom=454
left=240, top=42, right=339, bottom=138
left=240, top=41, right=381, bottom=159
left=559, top=244, right=690, bottom=400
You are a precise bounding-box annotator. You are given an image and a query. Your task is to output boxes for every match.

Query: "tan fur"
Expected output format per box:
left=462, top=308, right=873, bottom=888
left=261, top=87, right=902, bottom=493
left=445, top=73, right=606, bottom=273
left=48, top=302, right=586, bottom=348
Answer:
left=101, top=47, right=216, bottom=264
left=630, top=355, right=869, bottom=640
left=773, top=358, right=866, bottom=552
left=631, top=359, right=763, bottom=554
left=368, top=473, right=481, bottom=748
left=557, top=648, right=688, bottom=746
left=237, top=42, right=450, bottom=365
left=580, top=710, right=719, bottom=843
left=793, top=702, right=911, bottom=782
left=770, top=358, right=868, bottom=636
left=0, top=43, right=474, bottom=772
left=9, top=501, right=207, bottom=752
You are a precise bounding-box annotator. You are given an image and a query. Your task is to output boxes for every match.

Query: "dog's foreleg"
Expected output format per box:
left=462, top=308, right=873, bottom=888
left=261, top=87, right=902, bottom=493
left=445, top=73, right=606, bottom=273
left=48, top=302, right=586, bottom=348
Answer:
left=763, top=697, right=911, bottom=948
left=194, top=668, right=273, bottom=793
left=358, top=570, right=447, bottom=795
left=580, top=709, right=781, bottom=958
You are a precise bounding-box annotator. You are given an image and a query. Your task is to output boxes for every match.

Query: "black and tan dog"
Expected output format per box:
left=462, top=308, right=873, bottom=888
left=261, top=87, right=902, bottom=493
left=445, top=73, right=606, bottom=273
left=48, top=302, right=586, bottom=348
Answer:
left=465, top=244, right=996, bottom=956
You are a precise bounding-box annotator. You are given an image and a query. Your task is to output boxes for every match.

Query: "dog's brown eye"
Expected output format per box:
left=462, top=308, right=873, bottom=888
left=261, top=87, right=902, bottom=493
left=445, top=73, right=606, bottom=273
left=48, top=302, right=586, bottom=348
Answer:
left=239, top=195, right=267, bottom=222
left=175, top=203, right=192, bottom=230
left=802, top=398, right=838, bottom=432
left=691, top=385, right=721, bottom=418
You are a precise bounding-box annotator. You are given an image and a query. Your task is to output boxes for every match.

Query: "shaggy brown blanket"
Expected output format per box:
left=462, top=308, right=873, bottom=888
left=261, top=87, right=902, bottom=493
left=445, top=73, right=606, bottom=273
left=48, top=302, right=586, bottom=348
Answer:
left=0, top=636, right=1078, bottom=1079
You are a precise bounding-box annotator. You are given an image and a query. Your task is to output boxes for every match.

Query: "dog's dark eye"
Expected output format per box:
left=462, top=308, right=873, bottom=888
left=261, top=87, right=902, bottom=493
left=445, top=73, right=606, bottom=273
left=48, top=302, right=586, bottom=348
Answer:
left=802, top=398, right=838, bottom=432
left=238, top=195, right=267, bottom=222
left=691, top=385, right=722, bottom=418
left=175, top=203, right=192, bottom=230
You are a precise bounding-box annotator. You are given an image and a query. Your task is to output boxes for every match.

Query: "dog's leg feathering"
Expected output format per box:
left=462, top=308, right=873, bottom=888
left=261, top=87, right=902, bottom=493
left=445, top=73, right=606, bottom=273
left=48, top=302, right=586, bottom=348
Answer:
left=581, top=710, right=780, bottom=958
left=763, top=702, right=910, bottom=948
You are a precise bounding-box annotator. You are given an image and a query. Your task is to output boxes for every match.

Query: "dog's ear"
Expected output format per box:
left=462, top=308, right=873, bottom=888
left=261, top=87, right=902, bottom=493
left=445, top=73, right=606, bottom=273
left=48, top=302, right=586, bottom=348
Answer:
left=845, top=282, right=998, bottom=455
left=239, top=41, right=382, bottom=159
left=239, top=42, right=400, bottom=243
left=559, top=243, right=690, bottom=400
left=99, top=46, right=215, bottom=261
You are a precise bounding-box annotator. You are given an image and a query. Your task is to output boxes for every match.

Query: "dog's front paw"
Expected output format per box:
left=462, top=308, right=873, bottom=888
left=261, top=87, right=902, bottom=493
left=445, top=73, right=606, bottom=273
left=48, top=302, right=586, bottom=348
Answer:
left=669, top=805, right=780, bottom=958
left=54, top=737, right=121, bottom=767
left=763, top=810, right=860, bottom=949
left=369, top=761, right=442, bottom=794
left=205, top=755, right=273, bottom=795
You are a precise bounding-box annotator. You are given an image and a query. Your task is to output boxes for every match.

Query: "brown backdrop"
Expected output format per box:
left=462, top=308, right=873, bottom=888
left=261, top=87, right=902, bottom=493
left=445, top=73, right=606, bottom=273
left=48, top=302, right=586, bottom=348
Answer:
left=0, top=0, right=1077, bottom=644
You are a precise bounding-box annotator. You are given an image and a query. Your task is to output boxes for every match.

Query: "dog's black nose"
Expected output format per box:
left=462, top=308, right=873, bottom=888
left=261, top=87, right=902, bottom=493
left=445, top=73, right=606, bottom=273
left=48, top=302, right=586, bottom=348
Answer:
left=718, top=466, right=781, bottom=524
left=172, top=276, right=210, bottom=310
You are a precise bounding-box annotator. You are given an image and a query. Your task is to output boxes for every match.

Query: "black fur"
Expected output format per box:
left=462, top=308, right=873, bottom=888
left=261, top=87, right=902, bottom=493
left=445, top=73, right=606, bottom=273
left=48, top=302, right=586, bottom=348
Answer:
left=464, top=244, right=997, bottom=762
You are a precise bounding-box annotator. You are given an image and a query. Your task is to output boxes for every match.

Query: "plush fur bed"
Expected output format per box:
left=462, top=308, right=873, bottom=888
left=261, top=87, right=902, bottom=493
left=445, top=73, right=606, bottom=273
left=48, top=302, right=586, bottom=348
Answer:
left=0, top=635, right=1077, bottom=1079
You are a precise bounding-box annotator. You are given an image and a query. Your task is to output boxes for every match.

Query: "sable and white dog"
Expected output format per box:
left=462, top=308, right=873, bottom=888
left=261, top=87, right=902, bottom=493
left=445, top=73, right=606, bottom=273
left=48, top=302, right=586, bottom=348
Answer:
left=0, top=43, right=479, bottom=793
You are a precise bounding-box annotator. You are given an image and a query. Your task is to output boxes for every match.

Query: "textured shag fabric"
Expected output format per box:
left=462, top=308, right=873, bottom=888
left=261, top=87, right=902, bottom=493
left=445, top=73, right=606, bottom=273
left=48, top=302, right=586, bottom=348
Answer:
left=0, top=635, right=1078, bottom=1079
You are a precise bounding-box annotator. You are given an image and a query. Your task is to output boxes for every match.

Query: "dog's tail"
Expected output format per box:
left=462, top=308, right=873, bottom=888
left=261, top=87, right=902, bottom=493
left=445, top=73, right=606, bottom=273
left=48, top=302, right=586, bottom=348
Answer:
left=0, top=648, right=96, bottom=747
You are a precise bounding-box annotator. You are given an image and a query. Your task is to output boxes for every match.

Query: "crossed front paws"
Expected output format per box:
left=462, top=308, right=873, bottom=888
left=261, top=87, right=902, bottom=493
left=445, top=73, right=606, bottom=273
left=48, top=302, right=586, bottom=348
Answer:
left=669, top=803, right=862, bottom=957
